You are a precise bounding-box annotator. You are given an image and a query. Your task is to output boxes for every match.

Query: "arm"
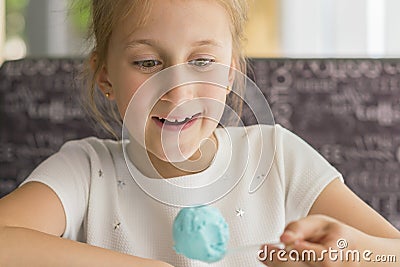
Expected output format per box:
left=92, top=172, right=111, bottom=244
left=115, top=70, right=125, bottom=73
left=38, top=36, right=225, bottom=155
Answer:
left=262, top=179, right=400, bottom=267
left=308, top=178, right=400, bottom=239
left=0, top=182, right=172, bottom=267
left=307, top=178, right=400, bottom=265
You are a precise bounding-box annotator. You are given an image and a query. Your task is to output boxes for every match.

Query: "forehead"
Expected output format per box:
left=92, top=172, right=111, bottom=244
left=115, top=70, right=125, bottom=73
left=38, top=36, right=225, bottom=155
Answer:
left=111, top=0, right=232, bottom=45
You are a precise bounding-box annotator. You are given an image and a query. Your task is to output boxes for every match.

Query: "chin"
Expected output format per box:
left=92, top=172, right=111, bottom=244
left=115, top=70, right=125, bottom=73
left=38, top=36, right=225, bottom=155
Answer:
left=149, top=142, right=198, bottom=163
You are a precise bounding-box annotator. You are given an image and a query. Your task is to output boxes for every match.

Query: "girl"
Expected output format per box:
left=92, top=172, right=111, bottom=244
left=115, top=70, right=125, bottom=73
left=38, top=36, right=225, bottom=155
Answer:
left=0, top=0, right=399, bottom=266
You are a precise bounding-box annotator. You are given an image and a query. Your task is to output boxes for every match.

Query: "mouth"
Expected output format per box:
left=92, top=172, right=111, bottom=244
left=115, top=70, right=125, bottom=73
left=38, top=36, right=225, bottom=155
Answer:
left=152, top=112, right=202, bottom=131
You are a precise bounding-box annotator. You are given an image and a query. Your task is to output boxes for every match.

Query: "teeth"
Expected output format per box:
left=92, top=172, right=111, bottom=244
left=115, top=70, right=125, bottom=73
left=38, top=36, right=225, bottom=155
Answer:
left=175, top=118, right=186, bottom=123
left=158, top=115, right=194, bottom=123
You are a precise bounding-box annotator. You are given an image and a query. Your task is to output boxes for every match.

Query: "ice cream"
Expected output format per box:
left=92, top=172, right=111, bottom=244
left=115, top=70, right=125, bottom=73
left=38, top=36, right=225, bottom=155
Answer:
left=173, top=205, right=229, bottom=263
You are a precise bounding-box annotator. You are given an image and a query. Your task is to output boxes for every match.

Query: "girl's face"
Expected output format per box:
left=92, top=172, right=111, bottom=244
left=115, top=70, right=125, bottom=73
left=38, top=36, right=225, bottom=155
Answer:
left=100, top=0, right=234, bottom=175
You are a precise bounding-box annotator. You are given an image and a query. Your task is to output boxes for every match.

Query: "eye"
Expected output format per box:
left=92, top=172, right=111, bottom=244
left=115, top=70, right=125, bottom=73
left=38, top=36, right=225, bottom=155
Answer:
left=188, top=58, right=215, bottom=68
left=133, top=59, right=163, bottom=73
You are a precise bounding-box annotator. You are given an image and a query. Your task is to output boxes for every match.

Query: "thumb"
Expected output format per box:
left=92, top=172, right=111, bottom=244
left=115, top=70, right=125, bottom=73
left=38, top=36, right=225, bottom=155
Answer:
left=281, top=215, right=337, bottom=245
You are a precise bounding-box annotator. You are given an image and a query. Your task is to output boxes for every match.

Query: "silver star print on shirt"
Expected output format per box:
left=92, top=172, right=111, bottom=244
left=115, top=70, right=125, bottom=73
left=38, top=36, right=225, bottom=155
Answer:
left=113, top=221, right=121, bottom=230
left=236, top=208, right=245, bottom=217
left=117, top=180, right=126, bottom=189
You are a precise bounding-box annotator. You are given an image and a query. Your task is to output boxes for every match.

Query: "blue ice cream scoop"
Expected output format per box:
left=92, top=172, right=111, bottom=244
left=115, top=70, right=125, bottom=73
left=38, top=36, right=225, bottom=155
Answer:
left=173, top=206, right=229, bottom=263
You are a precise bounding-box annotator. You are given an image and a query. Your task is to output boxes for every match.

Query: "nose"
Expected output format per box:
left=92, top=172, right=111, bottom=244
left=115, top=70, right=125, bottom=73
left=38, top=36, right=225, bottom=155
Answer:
left=160, top=85, right=195, bottom=105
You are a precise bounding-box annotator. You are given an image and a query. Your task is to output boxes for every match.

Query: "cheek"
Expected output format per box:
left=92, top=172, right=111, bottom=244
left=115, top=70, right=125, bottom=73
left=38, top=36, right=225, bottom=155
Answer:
left=114, top=79, right=147, bottom=119
left=107, top=56, right=149, bottom=118
left=201, top=85, right=227, bottom=102
left=199, top=85, right=227, bottom=122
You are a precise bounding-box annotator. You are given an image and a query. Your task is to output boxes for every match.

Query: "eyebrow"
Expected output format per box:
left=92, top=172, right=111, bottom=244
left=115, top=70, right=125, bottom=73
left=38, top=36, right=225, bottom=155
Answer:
left=125, top=39, right=223, bottom=49
left=125, top=39, right=158, bottom=49
left=191, top=39, right=224, bottom=48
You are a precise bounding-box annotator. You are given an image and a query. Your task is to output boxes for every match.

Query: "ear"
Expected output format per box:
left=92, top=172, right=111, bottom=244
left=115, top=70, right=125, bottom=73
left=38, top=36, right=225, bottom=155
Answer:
left=90, top=52, right=115, bottom=100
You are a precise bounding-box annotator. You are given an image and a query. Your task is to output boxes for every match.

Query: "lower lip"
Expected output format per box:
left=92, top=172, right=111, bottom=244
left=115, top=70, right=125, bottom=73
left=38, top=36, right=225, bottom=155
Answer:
left=152, top=114, right=201, bottom=131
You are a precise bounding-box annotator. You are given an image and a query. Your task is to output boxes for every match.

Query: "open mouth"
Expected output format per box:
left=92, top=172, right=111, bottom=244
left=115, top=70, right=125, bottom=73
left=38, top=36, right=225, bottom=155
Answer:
left=152, top=112, right=202, bottom=130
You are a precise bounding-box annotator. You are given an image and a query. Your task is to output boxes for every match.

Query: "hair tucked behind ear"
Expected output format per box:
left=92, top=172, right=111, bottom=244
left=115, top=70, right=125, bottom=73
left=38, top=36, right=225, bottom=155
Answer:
left=215, top=0, right=249, bottom=123
left=79, top=0, right=153, bottom=139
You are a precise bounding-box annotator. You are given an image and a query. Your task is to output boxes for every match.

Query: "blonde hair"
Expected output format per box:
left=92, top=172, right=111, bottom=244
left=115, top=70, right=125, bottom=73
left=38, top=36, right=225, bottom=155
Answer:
left=83, top=0, right=249, bottom=138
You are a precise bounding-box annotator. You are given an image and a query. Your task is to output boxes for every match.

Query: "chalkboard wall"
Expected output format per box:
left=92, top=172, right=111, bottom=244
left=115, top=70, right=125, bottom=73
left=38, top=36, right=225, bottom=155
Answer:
left=1, top=58, right=399, bottom=228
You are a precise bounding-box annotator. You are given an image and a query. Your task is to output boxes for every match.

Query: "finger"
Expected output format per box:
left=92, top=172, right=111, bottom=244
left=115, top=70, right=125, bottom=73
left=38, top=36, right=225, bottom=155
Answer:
left=281, top=215, right=338, bottom=245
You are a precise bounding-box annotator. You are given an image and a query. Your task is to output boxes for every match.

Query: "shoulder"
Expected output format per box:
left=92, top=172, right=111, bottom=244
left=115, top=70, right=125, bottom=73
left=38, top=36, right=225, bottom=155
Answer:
left=271, top=124, right=330, bottom=166
left=218, top=124, right=294, bottom=149
left=24, top=137, right=122, bottom=179
left=58, top=137, right=122, bottom=158
left=45, top=137, right=123, bottom=175
left=217, top=124, right=276, bottom=141
left=232, top=124, right=341, bottom=182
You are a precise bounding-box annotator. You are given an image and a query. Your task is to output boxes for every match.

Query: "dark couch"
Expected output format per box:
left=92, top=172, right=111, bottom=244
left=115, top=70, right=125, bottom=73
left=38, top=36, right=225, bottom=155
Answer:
left=1, top=58, right=399, bottom=228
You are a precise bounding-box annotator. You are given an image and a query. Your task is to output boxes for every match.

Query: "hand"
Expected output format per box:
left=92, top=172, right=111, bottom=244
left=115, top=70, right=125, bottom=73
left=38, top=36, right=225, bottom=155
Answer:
left=260, top=214, right=368, bottom=267
left=152, top=261, right=175, bottom=267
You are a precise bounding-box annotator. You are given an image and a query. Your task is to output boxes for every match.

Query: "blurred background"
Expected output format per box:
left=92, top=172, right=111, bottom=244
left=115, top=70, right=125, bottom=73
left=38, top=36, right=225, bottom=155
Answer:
left=2, top=0, right=400, bottom=64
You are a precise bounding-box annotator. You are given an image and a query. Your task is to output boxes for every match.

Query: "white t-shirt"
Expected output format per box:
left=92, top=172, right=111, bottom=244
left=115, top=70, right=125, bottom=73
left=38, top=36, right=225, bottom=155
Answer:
left=21, top=124, right=343, bottom=266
